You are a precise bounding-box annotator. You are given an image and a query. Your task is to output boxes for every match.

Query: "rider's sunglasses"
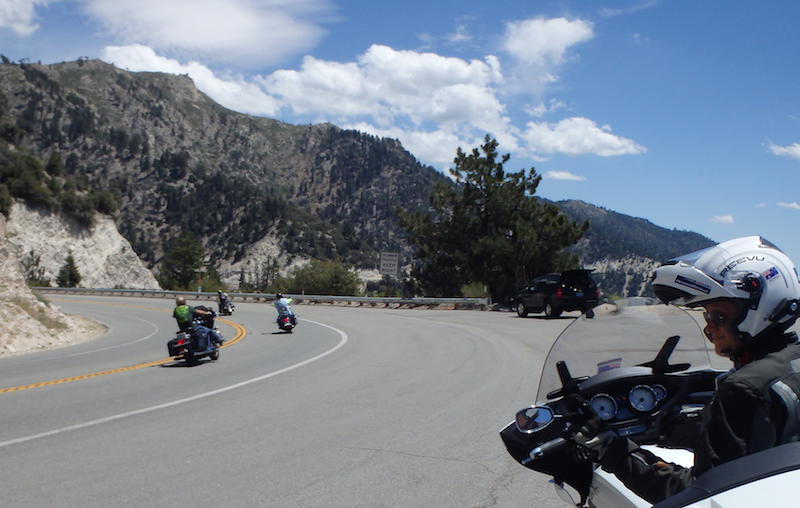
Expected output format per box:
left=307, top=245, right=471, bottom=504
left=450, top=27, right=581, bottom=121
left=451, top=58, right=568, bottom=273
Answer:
left=703, top=310, right=729, bottom=328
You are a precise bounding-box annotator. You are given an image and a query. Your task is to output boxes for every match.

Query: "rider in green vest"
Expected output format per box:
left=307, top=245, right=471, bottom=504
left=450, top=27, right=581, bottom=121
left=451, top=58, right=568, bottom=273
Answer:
left=173, top=296, right=224, bottom=347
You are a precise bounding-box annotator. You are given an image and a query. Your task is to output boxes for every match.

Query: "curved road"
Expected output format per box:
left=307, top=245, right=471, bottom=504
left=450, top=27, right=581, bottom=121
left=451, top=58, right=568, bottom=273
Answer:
left=0, top=295, right=577, bottom=508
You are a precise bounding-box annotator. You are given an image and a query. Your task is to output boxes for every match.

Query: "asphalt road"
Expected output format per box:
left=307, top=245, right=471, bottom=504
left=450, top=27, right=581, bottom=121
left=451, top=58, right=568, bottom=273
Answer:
left=0, top=295, right=583, bottom=508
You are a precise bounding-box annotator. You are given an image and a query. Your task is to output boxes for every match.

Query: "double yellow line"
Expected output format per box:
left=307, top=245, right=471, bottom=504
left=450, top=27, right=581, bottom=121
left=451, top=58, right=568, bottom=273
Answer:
left=0, top=308, right=246, bottom=394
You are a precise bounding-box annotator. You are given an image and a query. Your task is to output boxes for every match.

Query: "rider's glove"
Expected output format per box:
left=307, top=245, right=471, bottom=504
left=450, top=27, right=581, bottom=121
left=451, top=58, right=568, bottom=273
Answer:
left=564, top=394, right=618, bottom=460
left=573, top=415, right=617, bottom=459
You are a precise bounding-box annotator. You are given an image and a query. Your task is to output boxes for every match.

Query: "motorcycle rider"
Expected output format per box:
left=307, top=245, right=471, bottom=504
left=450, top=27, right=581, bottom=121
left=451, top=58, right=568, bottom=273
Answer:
left=569, top=236, right=800, bottom=504
left=173, top=296, right=224, bottom=348
left=217, top=289, right=233, bottom=314
left=273, top=293, right=297, bottom=326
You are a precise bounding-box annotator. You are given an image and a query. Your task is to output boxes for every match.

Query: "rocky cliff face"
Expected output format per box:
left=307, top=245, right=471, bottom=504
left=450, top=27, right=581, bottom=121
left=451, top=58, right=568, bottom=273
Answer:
left=584, top=254, right=662, bottom=299
left=0, top=210, right=107, bottom=357
left=5, top=202, right=160, bottom=289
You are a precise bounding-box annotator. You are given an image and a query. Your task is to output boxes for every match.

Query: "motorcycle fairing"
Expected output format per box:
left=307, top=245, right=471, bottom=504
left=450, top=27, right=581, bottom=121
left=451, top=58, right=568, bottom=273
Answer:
left=501, top=299, right=721, bottom=506
left=500, top=419, right=593, bottom=505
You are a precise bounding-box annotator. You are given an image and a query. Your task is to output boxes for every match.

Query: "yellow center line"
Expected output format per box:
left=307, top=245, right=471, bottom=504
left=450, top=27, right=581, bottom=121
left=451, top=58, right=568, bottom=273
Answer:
left=0, top=301, right=247, bottom=394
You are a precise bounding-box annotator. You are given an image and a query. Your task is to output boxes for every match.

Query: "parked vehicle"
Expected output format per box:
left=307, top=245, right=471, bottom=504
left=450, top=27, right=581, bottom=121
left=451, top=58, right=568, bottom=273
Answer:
left=499, top=298, right=800, bottom=507
left=167, top=306, right=221, bottom=364
left=516, top=269, right=599, bottom=318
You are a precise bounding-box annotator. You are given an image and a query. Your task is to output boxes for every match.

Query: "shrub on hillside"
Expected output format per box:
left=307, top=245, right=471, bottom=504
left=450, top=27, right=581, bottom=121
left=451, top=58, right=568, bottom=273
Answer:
left=281, top=260, right=362, bottom=296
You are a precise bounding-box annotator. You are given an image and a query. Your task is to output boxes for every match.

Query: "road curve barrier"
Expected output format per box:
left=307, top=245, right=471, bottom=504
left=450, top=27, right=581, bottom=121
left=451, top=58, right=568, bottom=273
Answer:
left=31, top=287, right=490, bottom=310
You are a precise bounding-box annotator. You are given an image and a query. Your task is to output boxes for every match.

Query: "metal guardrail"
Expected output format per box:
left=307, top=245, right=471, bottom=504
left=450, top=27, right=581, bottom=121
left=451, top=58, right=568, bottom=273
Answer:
left=31, top=287, right=489, bottom=310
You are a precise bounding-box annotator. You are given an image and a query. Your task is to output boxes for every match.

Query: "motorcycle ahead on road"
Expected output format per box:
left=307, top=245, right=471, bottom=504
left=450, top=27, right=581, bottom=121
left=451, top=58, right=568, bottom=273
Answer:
left=218, top=299, right=234, bottom=316
left=500, top=298, right=800, bottom=508
left=273, top=295, right=297, bottom=333
left=277, top=313, right=296, bottom=333
left=167, top=306, right=222, bottom=365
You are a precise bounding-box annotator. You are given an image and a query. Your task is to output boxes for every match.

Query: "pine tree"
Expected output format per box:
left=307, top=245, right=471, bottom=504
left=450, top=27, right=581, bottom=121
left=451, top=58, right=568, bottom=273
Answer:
left=397, top=135, right=588, bottom=301
left=158, top=231, right=205, bottom=290
left=56, top=254, right=81, bottom=287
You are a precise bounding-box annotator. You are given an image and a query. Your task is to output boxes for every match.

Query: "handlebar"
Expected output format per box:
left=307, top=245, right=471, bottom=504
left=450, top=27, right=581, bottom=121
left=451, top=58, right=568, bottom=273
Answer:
left=522, top=437, right=567, bottom=464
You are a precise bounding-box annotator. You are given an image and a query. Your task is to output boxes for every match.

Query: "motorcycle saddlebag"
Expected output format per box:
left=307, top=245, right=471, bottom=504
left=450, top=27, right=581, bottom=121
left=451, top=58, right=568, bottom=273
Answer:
left=168, top=332, right=190, bottom=357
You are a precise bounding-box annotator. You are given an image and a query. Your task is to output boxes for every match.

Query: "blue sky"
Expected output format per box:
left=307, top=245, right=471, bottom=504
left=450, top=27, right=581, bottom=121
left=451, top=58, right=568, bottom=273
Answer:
left=2, top=0, right=800, bottom=264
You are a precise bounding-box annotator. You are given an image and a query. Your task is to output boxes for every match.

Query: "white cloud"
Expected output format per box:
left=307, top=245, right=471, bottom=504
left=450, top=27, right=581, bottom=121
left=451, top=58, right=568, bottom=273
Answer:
left=504, top=17, right=593, bottom=69
left=446, top=23, right=472, bottom=43
left=0, top=0, right=50, bottom=36
left=417, top=16, right=475, bottom=49
left=84, top=0, right=332, bottom=68
left=756, top=203, right=767, bottom=208
left=778, top=202, right=800, bottom=210
left=260, top=45, right=521, bottom=158
left=262, top=45, right=505, bottom=124
left=521, top=117, right=647, bottom=157
left=526, top=99, right=567, bottom=118
left=599, top=1, right=659, bottom=19
left=712, top=215, right=734, bottom=224
left=544, top=171, right=585, bottom=181
left=503, top=17, right=593, bottom=94
left=260, top=43, right=644, bottom=162
left=768, top=142, right=800, bottom=161
left=101, top=45, right=280, bottom=116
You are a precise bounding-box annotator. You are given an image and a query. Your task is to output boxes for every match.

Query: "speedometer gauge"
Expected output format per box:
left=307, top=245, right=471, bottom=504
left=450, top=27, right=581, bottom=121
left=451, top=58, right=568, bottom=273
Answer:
left=589, top=394, right=617, bottom=420
left=629, top=385, right=657, bottom=412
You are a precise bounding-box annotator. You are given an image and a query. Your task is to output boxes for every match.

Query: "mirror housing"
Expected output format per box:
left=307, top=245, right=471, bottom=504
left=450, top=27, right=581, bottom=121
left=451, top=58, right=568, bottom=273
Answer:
left=515, top=406, right=555, bottom=434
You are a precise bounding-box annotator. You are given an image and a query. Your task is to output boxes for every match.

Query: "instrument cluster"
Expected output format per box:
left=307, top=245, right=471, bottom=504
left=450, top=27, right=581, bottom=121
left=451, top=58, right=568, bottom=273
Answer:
left=588, top=383, right=668, bottom=422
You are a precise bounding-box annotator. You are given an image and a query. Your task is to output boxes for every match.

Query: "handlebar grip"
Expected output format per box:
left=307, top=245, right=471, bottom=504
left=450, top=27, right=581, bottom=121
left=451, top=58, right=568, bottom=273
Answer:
left=522, top=437, right=567, bottom=464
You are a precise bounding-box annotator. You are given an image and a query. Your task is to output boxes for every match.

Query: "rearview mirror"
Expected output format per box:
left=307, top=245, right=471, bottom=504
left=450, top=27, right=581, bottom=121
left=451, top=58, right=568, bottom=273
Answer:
left=515, top=406, right=554, bottom=434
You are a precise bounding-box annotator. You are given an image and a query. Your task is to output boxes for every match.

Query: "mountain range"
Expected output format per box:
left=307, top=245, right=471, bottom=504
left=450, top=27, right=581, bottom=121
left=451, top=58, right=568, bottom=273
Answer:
left=0, top=58, right=715, bottom=297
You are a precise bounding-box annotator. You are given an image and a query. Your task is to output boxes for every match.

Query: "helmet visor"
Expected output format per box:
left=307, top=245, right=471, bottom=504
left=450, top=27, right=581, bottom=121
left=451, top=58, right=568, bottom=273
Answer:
left=668, top=245, right=716, bottom=267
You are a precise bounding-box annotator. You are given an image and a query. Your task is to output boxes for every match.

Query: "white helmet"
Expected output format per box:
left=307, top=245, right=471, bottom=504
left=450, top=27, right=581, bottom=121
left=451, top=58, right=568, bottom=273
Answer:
left=651, top=236, right=800, bottom=345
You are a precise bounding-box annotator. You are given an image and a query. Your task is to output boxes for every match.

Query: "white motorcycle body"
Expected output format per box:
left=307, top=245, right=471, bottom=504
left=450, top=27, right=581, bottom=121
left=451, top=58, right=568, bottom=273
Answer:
left=591, top=444, right=800, bottom=508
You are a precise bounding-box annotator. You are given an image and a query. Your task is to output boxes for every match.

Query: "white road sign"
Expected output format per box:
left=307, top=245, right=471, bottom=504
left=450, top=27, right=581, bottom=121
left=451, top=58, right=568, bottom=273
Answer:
left=379, top=252, right=399, bottom=275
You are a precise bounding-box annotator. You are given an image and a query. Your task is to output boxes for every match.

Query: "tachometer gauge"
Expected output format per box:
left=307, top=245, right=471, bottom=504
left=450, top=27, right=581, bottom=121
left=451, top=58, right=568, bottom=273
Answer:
left=629, top=385, right=657, bottom=412
left=589, top=394, right=618, bottom=421
left=652, top=384, right=667, bottom=402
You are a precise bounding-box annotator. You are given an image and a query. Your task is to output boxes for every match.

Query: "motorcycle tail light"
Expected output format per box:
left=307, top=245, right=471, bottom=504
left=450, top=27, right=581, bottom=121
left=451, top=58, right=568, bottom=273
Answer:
left=556, top=288, right=563, bottom=299
left=177, top=339, right=186, bottom=346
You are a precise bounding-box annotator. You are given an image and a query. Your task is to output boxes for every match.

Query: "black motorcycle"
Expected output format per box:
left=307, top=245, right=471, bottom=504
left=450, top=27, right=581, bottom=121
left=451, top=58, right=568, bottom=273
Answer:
left=218, top=299, right=234, bottom=316
left=167, top=306, right=221, bottom=365
left=277, top=313, right=297, bottom=333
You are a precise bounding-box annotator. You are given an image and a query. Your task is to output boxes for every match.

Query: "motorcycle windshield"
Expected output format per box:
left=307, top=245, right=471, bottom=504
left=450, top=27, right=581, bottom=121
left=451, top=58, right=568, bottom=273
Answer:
left=535, top=298, right=712, bottom=404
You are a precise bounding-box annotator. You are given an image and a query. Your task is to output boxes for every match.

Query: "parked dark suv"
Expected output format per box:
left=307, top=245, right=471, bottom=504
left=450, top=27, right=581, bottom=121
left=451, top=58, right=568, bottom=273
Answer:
left=515, top=269, right=599, bottom=318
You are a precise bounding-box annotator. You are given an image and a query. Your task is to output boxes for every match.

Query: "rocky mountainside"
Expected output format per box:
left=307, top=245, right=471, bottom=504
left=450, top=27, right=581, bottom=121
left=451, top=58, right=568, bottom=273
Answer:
left=556, top=200, right=714, bottom=264
left=0, top=59, right=444, bottom=286
left=0, top=58, right=717, bottom=298
left=555, top=200, right=715, bottom=297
